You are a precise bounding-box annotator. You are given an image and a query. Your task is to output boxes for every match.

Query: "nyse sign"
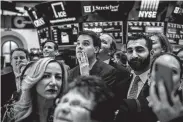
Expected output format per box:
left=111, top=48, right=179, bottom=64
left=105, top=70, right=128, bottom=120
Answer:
left=138, top=0, right=159, bottom=19
left=138, top=11, right=157, bottom=18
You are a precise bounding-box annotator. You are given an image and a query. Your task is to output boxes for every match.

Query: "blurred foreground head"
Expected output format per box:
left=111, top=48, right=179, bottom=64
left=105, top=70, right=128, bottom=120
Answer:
left=54, top=75, right=116, bottom=122
left=149, top=33, right=172, bottom=58
left=150, top=53, right=182, bottom=91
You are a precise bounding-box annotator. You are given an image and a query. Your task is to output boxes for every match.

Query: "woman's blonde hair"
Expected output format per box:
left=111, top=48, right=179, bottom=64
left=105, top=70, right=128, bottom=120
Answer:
left=14, top=57, right=68, bottom=121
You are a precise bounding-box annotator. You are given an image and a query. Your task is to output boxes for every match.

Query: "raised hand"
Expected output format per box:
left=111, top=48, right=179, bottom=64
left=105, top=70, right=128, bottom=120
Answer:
left=21, top=58, right=53, bottom=91
left=148, top=81, right=183, bottom=122
left=77, top=51, right=90, bottom=76
left=18, top=62, right=28, bottom=74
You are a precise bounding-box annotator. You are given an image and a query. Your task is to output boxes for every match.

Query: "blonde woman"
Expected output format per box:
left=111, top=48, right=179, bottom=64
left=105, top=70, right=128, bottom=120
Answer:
left=3, top=57, right=68, bottom=122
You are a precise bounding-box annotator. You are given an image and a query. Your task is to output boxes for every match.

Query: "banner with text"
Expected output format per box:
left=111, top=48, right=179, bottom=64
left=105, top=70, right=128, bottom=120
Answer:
left=83, top=21, right=123, bottom=43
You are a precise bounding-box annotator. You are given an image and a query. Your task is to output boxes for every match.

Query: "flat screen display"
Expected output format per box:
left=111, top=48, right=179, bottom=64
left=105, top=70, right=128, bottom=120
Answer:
left=51, top=23, right=79, bottom=45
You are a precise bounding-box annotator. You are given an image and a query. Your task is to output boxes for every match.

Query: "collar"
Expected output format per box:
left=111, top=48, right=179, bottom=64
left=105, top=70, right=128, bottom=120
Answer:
left=14, top=70, right=20, bottom=77
left=89, top=59, right=97, bottom=70
left=131, top=69, right=150, bottom=84
left=103, top=59, right=110, bottom=64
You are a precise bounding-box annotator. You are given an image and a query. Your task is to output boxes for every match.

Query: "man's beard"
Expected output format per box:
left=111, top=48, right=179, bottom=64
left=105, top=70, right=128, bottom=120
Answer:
left=128, top=55, right=150, bottom=71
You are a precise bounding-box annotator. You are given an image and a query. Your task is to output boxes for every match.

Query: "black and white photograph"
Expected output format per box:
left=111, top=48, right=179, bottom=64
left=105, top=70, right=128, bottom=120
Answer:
left=1, top=0, right=183, bottom=122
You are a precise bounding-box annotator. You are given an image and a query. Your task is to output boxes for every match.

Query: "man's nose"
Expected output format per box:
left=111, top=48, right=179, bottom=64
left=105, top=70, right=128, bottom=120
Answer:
left=60, top=104, right=70, bottom=115
left=132, top=51, right=138, bottom=58
left=77, top=44, right=83, bottom=50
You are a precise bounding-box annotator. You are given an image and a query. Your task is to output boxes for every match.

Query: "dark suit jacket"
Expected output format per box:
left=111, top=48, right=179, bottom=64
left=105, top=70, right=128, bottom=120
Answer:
left=68, top=60, right=117, bottom=88
left=1, top=67, right=17, bottom=117
left=114, top=73, right=157, bottom=122
left=109, top=60, right=130, bottom=83
left=1, top=67, right=17, bottom=107
left=169, top=116, right=183, bottom=122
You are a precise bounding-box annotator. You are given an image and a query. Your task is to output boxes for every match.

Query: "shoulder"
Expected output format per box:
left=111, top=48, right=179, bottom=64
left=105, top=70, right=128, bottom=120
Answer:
left=169, top=116, right=183, bottom=122
left=68, top=65, right=79, bottom=74
left=68, top=66, right=80, bottom=83
left=97, top=60, right=116, bottom=71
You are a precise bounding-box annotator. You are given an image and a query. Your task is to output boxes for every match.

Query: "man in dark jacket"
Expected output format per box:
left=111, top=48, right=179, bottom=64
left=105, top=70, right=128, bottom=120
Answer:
left=114, top=34, right=157, bottom=122
left=98, top=33, right=130, bottom=82
left=68, top=31, right=117, bottom=88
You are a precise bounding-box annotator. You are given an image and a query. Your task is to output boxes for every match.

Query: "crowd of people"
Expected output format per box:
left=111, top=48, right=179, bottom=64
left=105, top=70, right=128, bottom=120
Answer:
left=1, top=30, right=183, bottom=122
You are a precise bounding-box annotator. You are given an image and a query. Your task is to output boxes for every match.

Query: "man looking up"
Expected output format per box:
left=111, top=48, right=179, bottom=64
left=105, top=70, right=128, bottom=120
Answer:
left=42, top=39, right=59, bottom=58
left=98, top=33, right=117, bottom=64
left=68, top=31, right=117, bottom=88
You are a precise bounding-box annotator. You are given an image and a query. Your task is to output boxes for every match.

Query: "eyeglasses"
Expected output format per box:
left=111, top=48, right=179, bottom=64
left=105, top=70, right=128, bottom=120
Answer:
left=55, top=98, right=92, bottom=112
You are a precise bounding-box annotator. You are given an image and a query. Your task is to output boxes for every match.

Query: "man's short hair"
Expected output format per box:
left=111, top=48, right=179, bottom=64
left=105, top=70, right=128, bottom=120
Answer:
left=10, top=48, right=29, bottom=60
left=78, top=31, right=101, bottom=49
left=42, top=39, right=58, bottom=51
left=65, top=75, right=117, bottom=122
left=127, top=33, right=152, bottom=51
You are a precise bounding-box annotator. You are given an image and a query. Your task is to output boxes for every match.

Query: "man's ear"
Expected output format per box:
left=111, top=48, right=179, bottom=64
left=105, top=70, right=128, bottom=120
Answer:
left=150, top=50, right=154, bottom=57
left=161, top=48, right=165, bottom=53
left=94, top=46, right=100, bottom=54
left=54, top=50, right=59, bottom=56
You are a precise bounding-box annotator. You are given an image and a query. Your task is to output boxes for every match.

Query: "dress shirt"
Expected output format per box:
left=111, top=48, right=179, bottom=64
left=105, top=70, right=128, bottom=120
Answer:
left=103, top=59, right=110, bottom=64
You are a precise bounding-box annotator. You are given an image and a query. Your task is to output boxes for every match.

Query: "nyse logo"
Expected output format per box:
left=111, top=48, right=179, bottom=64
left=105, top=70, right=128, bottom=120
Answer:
left=138, top=11, right=157, bottom=18
left=84, top=6, right=92, bottom=13
left=138, top=0, right=159, bottom=18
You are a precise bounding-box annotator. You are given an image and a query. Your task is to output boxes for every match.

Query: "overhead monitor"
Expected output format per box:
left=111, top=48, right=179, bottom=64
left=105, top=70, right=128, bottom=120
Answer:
left=83, top=21, right=123, bottom=43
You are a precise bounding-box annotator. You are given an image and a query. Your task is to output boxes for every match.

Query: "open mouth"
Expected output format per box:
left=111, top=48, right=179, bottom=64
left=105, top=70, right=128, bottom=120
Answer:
left=47, top=89, right=57, bottom=93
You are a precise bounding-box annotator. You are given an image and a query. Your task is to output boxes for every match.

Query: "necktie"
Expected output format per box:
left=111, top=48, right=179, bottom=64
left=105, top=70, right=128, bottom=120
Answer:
left=128, top=76, right=140, bottom=99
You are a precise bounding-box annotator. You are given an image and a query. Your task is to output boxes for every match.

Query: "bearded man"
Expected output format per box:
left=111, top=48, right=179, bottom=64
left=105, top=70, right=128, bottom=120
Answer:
left=114, top=34, right=157, bottom=122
